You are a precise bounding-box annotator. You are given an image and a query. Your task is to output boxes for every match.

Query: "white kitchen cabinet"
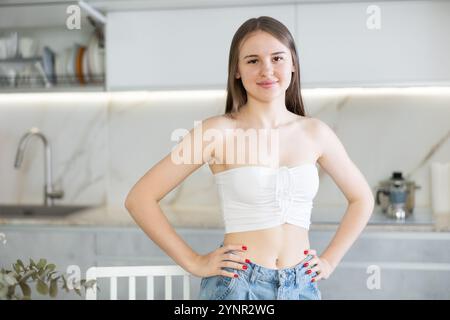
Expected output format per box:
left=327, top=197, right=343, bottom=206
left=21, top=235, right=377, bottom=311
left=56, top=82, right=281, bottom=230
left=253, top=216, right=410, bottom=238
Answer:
left=295, top=1, right=450, bottom=87
left=312, top=230, right=450, bottom=299
left=1, top=225, right=449, bottom=299
left=106, top=5, right=296, bottom=90
left=106, top=1, right=450, bottom=90
left=0, top=2, right=105, bottom=93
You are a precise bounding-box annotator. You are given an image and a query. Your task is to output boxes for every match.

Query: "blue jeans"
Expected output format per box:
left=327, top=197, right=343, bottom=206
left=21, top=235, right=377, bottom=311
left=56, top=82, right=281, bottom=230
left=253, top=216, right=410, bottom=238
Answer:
left=197, top=242, right=322, bottom=300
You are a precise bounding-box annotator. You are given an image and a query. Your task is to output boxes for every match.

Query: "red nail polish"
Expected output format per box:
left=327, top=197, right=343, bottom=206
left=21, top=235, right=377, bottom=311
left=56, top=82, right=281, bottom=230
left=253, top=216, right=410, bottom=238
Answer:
left=245, top=259, right=251, bottom=263
left=304, top=250, right=308, bottom=255
left=242, top=246, right=247, bottom=250
left=234, top=274, right=239, bottom=278
left=303, top=263, right=309, bottom=267
left=242, top=265, right=247, bottom=270
left=306, top=270, right=312, bottom=274
left=311, top=278, right=315, bottom=283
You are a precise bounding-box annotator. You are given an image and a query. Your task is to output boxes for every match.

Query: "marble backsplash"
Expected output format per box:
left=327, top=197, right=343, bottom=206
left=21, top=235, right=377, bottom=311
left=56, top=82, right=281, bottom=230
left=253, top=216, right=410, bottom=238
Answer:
left=0, top=88, right=449, bottom=225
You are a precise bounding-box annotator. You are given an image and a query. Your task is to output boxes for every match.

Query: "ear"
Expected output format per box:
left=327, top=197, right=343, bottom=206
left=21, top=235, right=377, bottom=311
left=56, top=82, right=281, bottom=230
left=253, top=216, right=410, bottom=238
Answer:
left=235, top=72, right=241, bottom=79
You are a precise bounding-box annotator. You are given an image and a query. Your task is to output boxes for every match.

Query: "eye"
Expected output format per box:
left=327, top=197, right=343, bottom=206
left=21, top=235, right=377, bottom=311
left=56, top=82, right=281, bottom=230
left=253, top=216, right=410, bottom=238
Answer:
left=246, top=56, right=284, bottom=64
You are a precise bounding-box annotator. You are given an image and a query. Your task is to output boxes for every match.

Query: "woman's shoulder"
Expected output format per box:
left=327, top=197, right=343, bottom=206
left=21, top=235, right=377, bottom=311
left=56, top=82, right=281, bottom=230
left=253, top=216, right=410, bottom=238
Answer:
left=298, top=116, right=330, bottom=136
left=300, top=116, right=339, bottom=159
left=200, top=114, right=236, bottom=131
left=304, top=116, right=335, bottom=138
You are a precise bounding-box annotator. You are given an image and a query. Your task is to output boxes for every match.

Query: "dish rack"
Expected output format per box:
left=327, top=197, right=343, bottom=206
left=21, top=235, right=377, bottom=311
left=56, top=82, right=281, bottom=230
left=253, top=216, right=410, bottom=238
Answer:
left=0, top=31, right=105, bottom=91
left=0, top=56, right=105, bottom=91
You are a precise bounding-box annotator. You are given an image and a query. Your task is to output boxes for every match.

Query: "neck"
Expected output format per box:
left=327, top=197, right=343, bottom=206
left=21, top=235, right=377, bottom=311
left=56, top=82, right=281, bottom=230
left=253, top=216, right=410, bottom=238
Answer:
left=240, top=95, right=293, bottom=128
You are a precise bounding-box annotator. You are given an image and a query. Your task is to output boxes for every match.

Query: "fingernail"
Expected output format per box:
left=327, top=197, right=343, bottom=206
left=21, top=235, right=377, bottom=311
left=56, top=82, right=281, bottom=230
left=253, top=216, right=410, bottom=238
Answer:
left=234, top=274, right=239, bottom=278
left=304, top=250, right=309, bottom=255
left=242, top=265, right=247, bottom=270
left=242, top=246, right=247, bottom=250
left=311, top=278, right=316, bottom=283
left=245, top=259, right=251, bottom=263
left=303, top=263, right=309, bottom=267
left=306, top=270, right=312, bottom=274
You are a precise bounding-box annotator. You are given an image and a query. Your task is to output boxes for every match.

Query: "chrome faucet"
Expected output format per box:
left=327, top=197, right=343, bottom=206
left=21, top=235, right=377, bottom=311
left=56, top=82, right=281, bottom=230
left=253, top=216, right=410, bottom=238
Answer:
left=14, top=127, right=64, bottom=206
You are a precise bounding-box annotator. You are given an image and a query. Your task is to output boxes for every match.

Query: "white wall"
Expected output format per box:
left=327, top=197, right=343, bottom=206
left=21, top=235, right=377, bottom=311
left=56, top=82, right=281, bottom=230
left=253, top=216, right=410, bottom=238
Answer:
left=1, top=88, right=449, bottom=216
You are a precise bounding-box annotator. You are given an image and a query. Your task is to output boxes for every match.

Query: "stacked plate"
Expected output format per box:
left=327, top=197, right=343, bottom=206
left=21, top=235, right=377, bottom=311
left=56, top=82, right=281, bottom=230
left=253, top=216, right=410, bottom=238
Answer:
left=54, top=33, right=104, bottom=85
left=86, top=33, right=105, bottom=83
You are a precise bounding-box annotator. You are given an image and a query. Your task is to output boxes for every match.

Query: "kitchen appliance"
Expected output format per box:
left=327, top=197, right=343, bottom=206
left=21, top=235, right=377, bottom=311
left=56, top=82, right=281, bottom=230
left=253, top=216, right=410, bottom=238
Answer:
left=375, top=171, right=421, bottom=219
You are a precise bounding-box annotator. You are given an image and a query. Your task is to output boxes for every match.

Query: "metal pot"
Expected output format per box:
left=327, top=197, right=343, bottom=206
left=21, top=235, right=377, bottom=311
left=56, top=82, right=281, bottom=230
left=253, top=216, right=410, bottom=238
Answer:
left=375, top=171, right=421, bottom=219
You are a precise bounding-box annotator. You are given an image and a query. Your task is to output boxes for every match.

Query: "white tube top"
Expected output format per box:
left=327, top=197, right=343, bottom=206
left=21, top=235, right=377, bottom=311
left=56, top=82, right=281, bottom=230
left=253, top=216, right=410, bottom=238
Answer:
left=213, top=163, right=320, bottom=233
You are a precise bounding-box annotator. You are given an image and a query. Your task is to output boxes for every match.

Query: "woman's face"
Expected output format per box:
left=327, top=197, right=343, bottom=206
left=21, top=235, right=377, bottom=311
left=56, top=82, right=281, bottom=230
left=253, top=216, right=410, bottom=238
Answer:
left=236, top=31, right=295, bottom=102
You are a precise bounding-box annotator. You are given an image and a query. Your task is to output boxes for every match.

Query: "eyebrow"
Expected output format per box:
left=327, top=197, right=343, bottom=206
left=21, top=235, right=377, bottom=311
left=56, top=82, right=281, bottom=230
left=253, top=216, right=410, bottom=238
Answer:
left=243, top=51, right=287, bottom=59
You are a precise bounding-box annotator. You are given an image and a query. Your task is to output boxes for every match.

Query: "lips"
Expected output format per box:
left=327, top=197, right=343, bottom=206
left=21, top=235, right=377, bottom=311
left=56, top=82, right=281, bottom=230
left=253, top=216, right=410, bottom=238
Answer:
left=257, top=80, right=277, bottom=85
left=257, top=80, right=278, bottom=88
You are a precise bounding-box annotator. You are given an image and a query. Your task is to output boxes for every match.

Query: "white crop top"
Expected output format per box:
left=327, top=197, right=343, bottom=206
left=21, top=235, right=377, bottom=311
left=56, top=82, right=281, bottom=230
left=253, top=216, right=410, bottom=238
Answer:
left=213, top=163, right=320, bottom=233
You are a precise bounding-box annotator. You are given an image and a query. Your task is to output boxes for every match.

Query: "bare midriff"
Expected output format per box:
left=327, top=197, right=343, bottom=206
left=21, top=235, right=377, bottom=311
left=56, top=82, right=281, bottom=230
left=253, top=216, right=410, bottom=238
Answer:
left=223, top=223, right=310, bottom=270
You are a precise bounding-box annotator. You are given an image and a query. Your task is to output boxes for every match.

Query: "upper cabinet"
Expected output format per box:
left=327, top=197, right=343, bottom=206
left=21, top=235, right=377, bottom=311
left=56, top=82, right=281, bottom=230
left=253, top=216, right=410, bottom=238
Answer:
left=0, top=1, right=105, bottom=92
left=105, top=5, right=296, bottom=90
left=106, top=1, right=450, bottom=90
left=1, top=0, right=449, bottom=91
left=295, top=1, right=450, bottom=87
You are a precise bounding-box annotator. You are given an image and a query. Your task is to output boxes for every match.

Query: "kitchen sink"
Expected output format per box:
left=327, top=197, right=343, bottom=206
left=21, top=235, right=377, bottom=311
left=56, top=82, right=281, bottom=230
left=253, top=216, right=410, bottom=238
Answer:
left=0, top=204, right=93, bottom=218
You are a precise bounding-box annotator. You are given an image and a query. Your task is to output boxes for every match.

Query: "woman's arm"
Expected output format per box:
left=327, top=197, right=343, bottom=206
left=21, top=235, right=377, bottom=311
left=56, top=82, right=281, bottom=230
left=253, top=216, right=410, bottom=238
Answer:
left=314, top=118, right=375, bottom=270
left=124, top=116, right=222, bottom=274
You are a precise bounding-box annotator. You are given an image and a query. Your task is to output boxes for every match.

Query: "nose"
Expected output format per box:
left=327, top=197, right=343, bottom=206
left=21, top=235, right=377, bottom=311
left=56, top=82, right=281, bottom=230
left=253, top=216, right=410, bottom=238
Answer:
left=259, top=59, right=274, bottom=76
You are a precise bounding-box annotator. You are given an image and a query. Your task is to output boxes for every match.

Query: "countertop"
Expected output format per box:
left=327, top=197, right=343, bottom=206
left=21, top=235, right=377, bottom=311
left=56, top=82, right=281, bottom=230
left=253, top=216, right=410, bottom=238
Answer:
left=0, top=203, right=443, bottom=232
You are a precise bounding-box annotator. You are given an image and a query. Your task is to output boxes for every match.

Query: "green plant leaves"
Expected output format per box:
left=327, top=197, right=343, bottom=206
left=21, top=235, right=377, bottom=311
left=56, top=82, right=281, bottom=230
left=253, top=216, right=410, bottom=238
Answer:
left=36, top=279, right=48, bottom=295
left=37, top=259, right=47, bottom=269
left=13, top=263, right=21, bottom=274
left=46, top=264, right=56, bottom=273
left=49, top=279, right=58, bottom=298
left=13, top=259, right=25, bottom=274
left=0, top=274, right=10, bottom=299
left=17, top=260, right=25, bottom=270
left=19, top=282, right=31, bottom=299
left=1, top=258, right=96, bottom=300
left=21, top=270, right=35, bottom=282
left=3, top=273, right=17, bottom=286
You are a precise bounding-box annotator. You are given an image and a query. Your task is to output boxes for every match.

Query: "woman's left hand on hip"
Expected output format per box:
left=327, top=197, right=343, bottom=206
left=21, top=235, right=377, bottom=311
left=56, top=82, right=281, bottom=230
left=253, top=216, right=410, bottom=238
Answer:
left=303, top=249, right=335, bottom=282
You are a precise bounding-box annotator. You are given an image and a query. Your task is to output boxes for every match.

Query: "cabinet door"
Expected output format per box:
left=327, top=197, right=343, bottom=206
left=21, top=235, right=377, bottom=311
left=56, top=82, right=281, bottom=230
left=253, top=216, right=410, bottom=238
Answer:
left=295, top=1, right=450, bottom=86
left=106, top=5, right=295, bottom=90
left=310, top=230, right=450, bottom=299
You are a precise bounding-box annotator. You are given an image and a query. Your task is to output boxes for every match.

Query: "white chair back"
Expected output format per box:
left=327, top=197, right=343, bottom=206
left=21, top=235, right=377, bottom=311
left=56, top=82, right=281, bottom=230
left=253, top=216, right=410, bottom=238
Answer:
left=85, top=265, right=191, bottom=300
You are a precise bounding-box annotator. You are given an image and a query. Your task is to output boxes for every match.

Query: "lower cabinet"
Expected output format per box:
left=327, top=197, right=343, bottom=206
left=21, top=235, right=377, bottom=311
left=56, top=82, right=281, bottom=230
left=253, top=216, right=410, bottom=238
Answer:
left=310, top=230, right=450, bottom=299
left=1, top=226, right=449, bottom=299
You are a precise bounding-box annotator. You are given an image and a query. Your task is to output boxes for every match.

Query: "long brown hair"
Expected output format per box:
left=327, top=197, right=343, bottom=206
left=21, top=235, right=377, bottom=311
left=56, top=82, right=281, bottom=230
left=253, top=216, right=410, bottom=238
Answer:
left=225, top=16, right=306, bottom=117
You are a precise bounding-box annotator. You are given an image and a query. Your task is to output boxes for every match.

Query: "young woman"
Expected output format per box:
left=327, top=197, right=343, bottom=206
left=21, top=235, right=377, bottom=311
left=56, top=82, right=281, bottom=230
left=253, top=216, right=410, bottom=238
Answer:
left=125, top=16, right=374, bottom=300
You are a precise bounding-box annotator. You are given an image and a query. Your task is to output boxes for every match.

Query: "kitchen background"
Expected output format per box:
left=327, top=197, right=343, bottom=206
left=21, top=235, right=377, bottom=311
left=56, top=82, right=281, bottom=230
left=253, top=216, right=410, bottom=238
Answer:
left=0, top=0, right=449, bottom=300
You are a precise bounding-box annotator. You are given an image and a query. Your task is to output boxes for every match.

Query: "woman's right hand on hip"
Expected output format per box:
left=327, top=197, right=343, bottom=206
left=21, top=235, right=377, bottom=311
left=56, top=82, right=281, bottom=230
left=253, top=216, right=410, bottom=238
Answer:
left=190, top=244, right=250, bottom=278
